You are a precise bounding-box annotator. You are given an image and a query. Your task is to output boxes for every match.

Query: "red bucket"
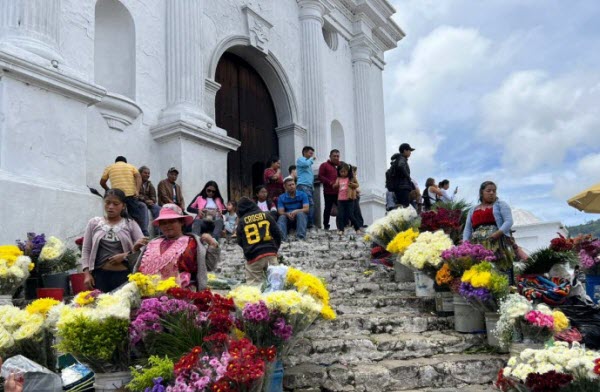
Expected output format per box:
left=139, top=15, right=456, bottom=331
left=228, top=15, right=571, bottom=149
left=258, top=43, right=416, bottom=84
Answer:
left=70, top=273, right=87, bottom=295
left=37, top=288, right=64, bottom=301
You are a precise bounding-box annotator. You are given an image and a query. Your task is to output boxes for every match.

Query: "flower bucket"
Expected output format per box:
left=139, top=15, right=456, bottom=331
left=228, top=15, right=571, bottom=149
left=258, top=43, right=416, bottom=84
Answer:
left=93, top=371, right=132, bottom=392
left=453, top=294, right=485, bottom=333
left=394, top=261, right=413, bottom=283
left=414, top=271, right=435, bottom=297
left=434, top=289, right=454, bottom=316
left=70, top=273, right=87, bottom=295
left=37, top=288, right=64, bottom=301
left=268, top=360, right=284, bottom=392
left=42, top=272, right=70, bottom=296
left=585, top=274, right=600, bottom=304
left=484, top=312, right=506, bottom=351
left=0, top=294, right=13, bottom=306
left=24, top=276, right=41, bottom=300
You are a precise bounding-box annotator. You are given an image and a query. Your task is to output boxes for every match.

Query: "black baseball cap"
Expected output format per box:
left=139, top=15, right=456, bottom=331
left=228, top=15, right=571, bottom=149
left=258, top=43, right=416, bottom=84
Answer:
left=168, top=167, right=179, bottom=174
left=399, top=143, right=415, bottom=152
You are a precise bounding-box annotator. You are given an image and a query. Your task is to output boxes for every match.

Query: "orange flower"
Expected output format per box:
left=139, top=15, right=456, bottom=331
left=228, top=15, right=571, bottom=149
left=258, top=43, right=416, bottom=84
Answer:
left=435, top=263, right=453, bottom=286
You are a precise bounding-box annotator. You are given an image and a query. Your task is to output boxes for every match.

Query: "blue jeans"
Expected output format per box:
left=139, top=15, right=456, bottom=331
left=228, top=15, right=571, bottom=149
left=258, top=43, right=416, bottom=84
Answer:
left=149, top=203, right=161, bottom=219
left=296, top=184, right=314, bottom=227
left=126, top=197, right=149, bottom=236
left=277, top=212, right=308, bottom=240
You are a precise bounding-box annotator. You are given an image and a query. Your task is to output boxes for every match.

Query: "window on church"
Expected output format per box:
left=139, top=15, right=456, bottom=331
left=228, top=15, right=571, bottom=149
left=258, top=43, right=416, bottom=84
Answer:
left=94, top=0, right=136, bottom=99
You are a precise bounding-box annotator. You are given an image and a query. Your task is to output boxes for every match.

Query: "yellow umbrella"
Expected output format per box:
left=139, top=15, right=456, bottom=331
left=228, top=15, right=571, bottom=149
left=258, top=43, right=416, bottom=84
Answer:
left=568, top=182, right=600, bottom=213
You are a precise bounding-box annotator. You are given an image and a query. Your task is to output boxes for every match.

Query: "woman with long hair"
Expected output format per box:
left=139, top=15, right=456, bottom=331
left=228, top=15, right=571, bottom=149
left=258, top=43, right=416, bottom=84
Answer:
left=187, top=181, right=227, bottom=240
left=463, top=181, right=517, bottom=274
left=422, top=177, right=443, bottom=211
left=81, top=189, right=148, bottom=292
left=263, top=155, right=284, bottom=203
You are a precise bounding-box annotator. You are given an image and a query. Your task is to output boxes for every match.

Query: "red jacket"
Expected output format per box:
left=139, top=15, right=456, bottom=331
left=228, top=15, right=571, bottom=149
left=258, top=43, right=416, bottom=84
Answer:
left=318, top=160, right=338, bottom=195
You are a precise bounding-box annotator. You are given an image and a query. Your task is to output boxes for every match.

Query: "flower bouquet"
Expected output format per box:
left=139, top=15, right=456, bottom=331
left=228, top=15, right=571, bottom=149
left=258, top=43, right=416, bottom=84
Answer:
left=459, top=261, right=509, bottom=312
left=497, top=342, right=600, bottom=391
left=55, top=282, right=141, bottom=372
left=365, top=206, right=420, bottom=247
left=0, top=245, right=34, bottom=297
left=494, top=294, right=533, bottom=349
left=0, top=298, right=61, bottom=369
left=420, top=207, right=463, bottom=244
left=399, top=230, right=454, bottom=276
left=436, top=242, right=497, bottom=292
left=386, top=228, right=419, bottom=255
left=578, top=237, right=600, bottom=275
left=38, top=236, right=79, bottom=274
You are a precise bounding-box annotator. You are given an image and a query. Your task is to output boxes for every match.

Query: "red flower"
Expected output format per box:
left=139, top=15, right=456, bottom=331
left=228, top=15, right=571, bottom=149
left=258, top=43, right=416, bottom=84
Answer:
left=208, top=312, right=233, bottom=334
left=594, top=358, right=600, bottom=375
left=75, top=237, right=84, bottom=246
left=224, top=338, right=265, bottom=384
left=211, top=380, right=233, bottom=392
left=258, top=346, right=277, bottom=362
left=525, top=371, right=573, bottom=392
left=204, top=333, right=230, bottom=354
left=174, top=346, right=203, bottom=375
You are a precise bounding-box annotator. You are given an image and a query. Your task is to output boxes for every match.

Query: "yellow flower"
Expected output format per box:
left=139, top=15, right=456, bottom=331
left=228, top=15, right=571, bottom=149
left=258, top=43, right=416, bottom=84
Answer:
left=0, top=245, right=23, bottom=267
left=128, top=273, right=157, bottom=297
left=470, top=271, right=492, bottom=288
left=386, top=228, right=419, bottom=254
left=74, top=291, right=96, bottom=307
left=207, top=273, right=218, bottom=281
left=12, top=314, right=44, bottom=341
left=26, top=298, right=60, bottom=318
left=39, top=236, right=65, bottom=261
left=285, top=267, right=331, bottom=307
left=553, top=310, right=569, bottom=332
left=0, top=325, right=15, bottom=350
left=156, top=277, right=179, bottom=292
left=321, top=305, right=337, bottom=320
left=228, top=285, right=262, bottom=309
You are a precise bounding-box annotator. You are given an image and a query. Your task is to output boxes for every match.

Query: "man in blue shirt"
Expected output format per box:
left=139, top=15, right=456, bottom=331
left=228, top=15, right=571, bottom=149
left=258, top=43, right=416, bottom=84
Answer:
left=277, top=176, right=309, bottom=240
left=296, top=146, right=316, bottom=228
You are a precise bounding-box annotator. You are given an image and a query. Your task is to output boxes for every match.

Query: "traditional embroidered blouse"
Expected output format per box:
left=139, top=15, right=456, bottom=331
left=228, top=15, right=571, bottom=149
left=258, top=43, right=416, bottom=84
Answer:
left=139, top=236, right=198, bottom=286
left=471, top=208, right=496, bottom=229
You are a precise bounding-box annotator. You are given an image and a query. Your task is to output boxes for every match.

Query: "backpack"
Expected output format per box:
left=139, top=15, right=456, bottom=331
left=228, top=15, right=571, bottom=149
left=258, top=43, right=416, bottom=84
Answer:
left=385, top=157, right=400, bottom=192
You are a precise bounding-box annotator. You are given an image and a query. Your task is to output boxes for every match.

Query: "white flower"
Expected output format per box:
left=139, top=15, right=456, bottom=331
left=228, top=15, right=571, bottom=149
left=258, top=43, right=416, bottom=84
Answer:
left=0, top=325, right=15, bottom=350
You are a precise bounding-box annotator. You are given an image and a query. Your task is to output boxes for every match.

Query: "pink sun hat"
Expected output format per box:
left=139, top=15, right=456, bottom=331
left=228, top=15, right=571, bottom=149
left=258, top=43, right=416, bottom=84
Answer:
left=153, top=204, right=194, bottom=226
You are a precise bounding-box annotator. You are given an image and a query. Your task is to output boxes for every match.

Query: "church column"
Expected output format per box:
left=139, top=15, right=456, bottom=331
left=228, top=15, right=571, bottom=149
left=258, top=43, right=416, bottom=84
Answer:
left=152, top=0, right=240, bottom=206
left=0, top=0, right=63, bottom=62
left=297, top=0, right=326, bottom=156
left=351, top=39, right=375, bottom=186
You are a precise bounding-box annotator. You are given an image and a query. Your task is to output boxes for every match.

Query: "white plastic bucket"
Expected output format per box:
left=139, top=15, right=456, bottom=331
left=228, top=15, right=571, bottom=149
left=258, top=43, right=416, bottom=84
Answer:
left=453, top=294, right=485, bottom=333
left=93, top=371, right=132, bottom=392
left=485, top=312, right=503, bottom=349
left=414, top=271, right=435, bottom=297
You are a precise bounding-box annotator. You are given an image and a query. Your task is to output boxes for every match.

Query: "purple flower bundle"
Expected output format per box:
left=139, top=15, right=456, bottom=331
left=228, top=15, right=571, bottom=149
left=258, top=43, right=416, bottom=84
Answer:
left=130, top=297, right=198, bottom=345
left=272, top=318, right=293, bottom=341
left=16, top=232, right=46, bottom=262
left=579, top=239, right=600, bottom=272
left=242, top=301, right=270, bottom=323
left=442, top=242, right=496, bottom=263
left=459, top=282, right=492, bottom=303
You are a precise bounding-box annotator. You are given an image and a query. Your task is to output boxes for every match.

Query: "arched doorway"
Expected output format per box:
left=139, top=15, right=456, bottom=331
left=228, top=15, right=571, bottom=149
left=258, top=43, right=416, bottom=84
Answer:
left=215, top=52, right=279, bottom=201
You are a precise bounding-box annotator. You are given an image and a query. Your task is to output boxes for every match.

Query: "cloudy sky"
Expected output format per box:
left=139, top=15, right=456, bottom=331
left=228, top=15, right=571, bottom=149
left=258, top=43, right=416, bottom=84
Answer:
left=383, top=0, right=600, bottom=226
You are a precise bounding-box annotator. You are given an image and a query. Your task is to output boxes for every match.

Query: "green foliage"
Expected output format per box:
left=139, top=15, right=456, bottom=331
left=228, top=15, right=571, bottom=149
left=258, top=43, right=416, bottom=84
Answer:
left=567, top=218, right=600, bottom=238
left=561, top=378, right=600, bottom=392
left=144, top=313, right=209, bottom=360
left=56, top=316, right=129, bottom=371
left=520, top=248, right=578, bottom=275
left=128, top=355, right=174, bottom=392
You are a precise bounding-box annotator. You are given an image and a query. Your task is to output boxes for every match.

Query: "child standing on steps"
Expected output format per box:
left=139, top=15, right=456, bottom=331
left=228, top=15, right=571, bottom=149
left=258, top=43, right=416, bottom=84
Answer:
left=236, top=197, right=282, bottom=285
left=333, top=162, right=362, bottom=235
left=223, top=200, right=238, bottom=238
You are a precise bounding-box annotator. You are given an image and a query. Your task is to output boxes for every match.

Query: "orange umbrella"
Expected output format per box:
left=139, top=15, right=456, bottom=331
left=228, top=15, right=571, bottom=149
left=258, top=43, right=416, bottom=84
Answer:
left=568, top=182, right=600, bottom=213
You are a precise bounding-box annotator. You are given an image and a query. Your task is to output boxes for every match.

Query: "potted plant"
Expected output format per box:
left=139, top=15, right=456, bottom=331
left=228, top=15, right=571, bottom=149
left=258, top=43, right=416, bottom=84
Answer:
left=38, top=236, right=79, bottom=296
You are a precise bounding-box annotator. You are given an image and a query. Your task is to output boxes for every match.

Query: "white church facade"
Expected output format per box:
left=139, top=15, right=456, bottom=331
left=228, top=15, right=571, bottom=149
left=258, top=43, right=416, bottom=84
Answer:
left=0, top=0, right=403, bottom=243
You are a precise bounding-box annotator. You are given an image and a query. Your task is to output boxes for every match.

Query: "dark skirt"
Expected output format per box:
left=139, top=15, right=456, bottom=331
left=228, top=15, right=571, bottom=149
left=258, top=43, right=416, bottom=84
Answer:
left=471, top=224, right=515, bottom=272
left=92, top=269, right=129, bottom=293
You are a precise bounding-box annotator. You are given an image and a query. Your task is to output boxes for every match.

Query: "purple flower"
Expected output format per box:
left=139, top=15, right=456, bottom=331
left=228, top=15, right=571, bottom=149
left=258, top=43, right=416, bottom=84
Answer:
left=242, top=301, right=270, bottom=322
left=145, top=377, right=166, bottom=392
left=442, top=242, right=496, bottom=263
left=459, top=282, right=492, bottom=302
left=272, top=317, right=293, bottom=340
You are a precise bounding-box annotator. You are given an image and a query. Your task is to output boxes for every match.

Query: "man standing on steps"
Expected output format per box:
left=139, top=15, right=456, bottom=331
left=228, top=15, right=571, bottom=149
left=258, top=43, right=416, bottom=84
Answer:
left=277, top=176, right=309, bottom=240
left=386, top=143, right=415, bottom=208
left=100, top=156, right=149, bottom=236
left=296, top=146, right=316, bottom=228
left=318, top=149, right=340, bottom=230
left=157, top=167, right=185, bottom=210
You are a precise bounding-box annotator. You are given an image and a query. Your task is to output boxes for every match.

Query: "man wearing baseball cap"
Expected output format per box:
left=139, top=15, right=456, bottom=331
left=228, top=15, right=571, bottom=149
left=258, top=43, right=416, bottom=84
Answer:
left=157, top=167, right=185, bottom=210
left=385, top=143, right=415, bottom=208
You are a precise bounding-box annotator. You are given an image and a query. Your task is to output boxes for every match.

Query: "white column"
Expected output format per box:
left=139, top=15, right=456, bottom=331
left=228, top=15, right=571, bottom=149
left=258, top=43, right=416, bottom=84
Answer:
left=0, top=0, right=63, bottom=62
left=297, top=0, right=326, bottom=155
left=158, top=0, right=211, bottom=126
left=351, top=41, right=375, bottom=187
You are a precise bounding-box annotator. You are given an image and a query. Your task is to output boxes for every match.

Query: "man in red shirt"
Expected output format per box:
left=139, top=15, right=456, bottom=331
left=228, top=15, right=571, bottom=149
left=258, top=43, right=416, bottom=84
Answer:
left=318, top=149, right=340, bottom=230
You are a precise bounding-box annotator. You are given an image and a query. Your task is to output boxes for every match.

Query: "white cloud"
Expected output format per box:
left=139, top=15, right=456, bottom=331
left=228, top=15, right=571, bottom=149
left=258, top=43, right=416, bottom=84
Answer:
left=480, top=71, right=600, bottom=173
left=552, top=152, right=600, bottom=200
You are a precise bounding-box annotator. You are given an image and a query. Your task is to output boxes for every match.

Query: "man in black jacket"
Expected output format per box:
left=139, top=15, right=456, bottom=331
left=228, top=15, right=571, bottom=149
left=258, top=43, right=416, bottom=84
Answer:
left=236, top=197, right=283, bottom=285
left=387, top=143, right=415, bottom=208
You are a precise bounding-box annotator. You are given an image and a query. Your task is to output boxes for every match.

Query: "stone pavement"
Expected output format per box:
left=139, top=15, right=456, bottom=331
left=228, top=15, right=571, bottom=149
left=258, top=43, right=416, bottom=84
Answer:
left=216, top=230, right=506, bottom=391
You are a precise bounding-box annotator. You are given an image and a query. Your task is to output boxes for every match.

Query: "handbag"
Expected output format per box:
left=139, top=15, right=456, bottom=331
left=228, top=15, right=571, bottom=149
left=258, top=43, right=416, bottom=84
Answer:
left=330, top=203, right=338, bottom=217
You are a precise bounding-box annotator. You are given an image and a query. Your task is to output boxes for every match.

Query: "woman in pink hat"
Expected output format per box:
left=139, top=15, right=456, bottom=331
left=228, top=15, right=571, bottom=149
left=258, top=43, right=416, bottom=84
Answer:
left=133, top=204, right=220, bottom=290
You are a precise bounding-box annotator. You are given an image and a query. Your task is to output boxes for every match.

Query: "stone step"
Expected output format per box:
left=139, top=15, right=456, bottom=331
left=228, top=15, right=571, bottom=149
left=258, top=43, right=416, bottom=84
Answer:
left=303, top=312, right=454, bottom=338
left=331, top=295, right=435, bottom=315
left=283, top=354, right=506, bottom=391
left=285, top=331, right=486, bottom=367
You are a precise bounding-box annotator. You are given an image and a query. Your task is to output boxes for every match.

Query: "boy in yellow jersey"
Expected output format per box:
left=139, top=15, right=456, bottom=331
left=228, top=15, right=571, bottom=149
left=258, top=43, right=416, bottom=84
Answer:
left=236, top=197, right=282, bottom=286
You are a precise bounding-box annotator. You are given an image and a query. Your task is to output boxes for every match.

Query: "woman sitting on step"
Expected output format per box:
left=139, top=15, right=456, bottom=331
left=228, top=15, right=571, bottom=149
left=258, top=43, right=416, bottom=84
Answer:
left=133, top=204, right=220, bottom=290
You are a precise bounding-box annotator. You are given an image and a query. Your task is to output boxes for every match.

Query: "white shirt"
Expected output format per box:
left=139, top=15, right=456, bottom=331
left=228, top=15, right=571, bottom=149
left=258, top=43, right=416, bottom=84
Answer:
left=205, top=198, right=218, bottom=209
left=439, top=188, right=454, bottom=202
left=257, top=200, right=269, bottom=212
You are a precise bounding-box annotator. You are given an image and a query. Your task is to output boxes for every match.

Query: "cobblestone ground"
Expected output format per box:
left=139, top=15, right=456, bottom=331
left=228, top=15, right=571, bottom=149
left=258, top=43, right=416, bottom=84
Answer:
left=217, top=230, right=507, bottom=391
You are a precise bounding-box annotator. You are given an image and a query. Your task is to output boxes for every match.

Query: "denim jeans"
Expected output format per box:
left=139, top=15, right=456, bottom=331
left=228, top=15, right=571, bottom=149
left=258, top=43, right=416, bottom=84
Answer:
left=192, top=218, right=225, bottom=240
left=126, top=197, right=149, bottom=236
left=296, top=184, right=314, bottom=227
left=149, top=203, right=161, bottom=219
left=277, top=212, right=308, bottom=240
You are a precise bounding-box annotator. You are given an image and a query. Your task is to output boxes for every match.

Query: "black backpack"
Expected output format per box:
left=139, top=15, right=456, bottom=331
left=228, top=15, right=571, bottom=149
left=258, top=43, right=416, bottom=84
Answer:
left=385, top=157, right=400, bottom=192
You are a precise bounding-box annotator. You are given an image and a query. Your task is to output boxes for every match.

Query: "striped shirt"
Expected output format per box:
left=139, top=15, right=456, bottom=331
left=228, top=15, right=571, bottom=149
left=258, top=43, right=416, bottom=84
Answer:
left=101, top=162, right=138, bottom=196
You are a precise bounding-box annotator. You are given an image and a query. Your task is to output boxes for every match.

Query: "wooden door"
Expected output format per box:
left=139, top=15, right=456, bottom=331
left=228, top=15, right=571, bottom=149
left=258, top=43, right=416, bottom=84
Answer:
left=215, top=53, right=279, bottom=201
